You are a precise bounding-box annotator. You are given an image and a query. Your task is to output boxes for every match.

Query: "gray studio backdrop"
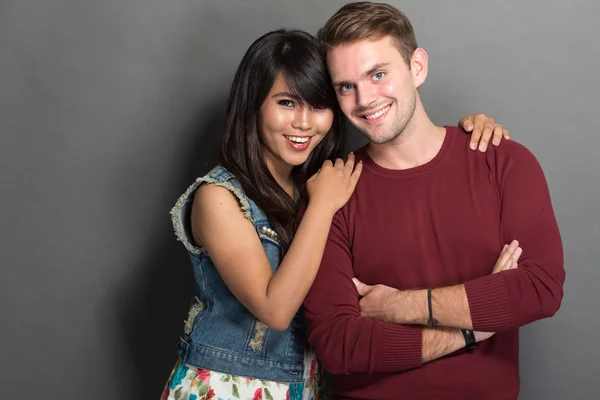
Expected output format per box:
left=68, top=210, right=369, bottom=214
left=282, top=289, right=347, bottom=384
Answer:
left=1, top=0, right=598, bottom=399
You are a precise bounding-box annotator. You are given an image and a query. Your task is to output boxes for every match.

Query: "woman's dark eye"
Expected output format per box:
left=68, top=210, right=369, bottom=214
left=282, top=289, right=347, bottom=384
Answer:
left=278, top=100, right=295, bottom=107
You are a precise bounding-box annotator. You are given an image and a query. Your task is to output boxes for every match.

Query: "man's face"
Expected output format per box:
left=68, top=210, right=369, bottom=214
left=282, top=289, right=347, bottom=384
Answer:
left=327, top=36, right=421, bottom=144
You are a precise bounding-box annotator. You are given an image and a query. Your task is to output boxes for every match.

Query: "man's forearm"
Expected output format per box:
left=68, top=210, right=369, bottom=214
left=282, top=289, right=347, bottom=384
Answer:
left=391, top=285, right=473, bottom=329
left=430, top=285, right=472, bottom=329
left=422, top=326, right=465, bottom=363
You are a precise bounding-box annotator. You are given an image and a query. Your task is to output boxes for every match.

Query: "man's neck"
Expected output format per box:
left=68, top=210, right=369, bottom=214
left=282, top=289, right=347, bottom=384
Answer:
left=366, top=98, right=445, bottom=170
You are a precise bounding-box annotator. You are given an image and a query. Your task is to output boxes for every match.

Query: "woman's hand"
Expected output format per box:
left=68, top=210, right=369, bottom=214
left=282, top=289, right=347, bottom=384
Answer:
left=306, top=152, right=363, bottom=215
left=458, top=113, right=510, bottom=152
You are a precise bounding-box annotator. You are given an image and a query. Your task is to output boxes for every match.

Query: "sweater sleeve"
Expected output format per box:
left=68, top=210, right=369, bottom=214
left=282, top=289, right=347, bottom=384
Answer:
left=464, top=142, right=565, bottom=332
left=298, top=202, right=423, bottom=375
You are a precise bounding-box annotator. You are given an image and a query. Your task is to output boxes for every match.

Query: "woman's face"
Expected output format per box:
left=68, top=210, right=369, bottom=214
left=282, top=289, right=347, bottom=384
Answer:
left=258, top=72, right=334, bottom=172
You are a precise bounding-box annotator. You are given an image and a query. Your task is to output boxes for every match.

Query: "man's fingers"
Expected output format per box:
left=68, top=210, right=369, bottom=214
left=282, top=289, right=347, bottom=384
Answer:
left=495, top=244, right=512, bottom=270
left=494, top=240, right=520, bottom=273
left=353, top=278, right=370, bottom=296
left=499, top=244, right=508, bottom=258
left=510, top=247, right=523, bottom=264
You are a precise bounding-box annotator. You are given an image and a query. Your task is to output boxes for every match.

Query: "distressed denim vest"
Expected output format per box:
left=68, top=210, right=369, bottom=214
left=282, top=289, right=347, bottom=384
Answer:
left=170, top=165, right=306, bottom=382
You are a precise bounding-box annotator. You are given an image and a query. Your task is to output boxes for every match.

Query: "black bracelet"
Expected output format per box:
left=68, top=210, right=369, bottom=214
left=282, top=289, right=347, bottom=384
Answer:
left=427, top=288, right=438, bottom=328
left=461, top=329, right=477, bottom=351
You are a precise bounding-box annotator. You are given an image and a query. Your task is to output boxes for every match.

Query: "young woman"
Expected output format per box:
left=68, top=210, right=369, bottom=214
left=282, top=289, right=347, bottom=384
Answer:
left=163, top=29, right=514, bottom=400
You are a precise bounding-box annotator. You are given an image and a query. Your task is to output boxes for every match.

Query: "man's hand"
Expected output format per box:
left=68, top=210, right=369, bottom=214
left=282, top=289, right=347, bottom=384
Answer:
left=474, top=330, right=495, bottom=342
left=353, top=278, right=423, bottom=324
left=492, top=240, right=522, bottom=274
left=354, top=240, right=522, bottom=327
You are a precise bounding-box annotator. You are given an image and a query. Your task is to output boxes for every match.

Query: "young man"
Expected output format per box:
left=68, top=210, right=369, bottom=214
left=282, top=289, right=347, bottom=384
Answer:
left=300, top=2, right=565, bottom=399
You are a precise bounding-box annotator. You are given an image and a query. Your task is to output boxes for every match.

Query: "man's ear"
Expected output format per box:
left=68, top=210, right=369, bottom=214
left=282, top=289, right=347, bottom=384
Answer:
left=410, top=48, right=428, bottom=88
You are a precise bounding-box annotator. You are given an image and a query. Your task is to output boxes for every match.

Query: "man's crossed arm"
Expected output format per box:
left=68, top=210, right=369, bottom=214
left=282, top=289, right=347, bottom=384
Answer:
left=354, top=241, right=523, bottom=330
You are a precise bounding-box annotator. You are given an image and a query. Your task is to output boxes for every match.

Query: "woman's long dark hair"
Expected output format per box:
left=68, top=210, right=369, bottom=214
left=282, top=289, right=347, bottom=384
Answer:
left=220, top=29, right=344, bottom=254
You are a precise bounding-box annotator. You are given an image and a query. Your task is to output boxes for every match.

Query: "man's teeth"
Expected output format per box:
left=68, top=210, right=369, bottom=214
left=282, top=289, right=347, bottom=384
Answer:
left=286, top=136, right=310, bottom=144
left=365, top=105, right=391, bottom=120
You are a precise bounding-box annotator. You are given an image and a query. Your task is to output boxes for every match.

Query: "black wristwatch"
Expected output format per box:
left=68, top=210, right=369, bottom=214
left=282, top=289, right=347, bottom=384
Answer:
left=460, top=329, right=477, bottom=351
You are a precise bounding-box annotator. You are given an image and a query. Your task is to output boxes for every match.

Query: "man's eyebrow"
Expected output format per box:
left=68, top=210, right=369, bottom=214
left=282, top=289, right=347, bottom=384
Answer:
left=331, top=63, right=391, bottom=87
left=332, top=80, right=352, bottom=88
left=362, top=62, right=390, bottom=78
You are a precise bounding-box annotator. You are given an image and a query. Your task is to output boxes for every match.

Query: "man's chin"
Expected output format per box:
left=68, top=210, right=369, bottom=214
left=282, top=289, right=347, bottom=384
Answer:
left=357, top=127, right=391, bottom=145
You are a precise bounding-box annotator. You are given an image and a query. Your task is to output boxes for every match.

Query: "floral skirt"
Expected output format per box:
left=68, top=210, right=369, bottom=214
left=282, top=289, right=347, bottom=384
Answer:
left=161, top=348, right=322, bottom=400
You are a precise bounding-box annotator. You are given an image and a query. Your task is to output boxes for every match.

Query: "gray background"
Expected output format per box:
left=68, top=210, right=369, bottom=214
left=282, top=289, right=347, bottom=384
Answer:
left=1, top=0, right=598, bottom=398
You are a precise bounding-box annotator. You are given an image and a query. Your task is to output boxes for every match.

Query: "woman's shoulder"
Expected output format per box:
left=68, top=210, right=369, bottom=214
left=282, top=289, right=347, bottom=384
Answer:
left=192, top=165, right=254, bottom=223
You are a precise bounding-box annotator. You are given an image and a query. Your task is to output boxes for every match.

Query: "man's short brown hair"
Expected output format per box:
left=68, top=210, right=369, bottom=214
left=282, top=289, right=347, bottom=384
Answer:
left=317, top=1, right=418, bottom=66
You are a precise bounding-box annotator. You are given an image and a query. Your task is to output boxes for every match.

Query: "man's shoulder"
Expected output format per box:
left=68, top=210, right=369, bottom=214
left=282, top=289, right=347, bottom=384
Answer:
left=490, top=137, right=540, bottom=168
left=447, top=125, right=538, bottom=165
left=480, top=136, right=546, bottom=185
left=351, top=144, right=369, bottom=162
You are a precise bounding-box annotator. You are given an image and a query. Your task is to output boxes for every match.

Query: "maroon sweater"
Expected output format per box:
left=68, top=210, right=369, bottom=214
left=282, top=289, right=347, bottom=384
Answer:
left=300, top=127, right=564, bottom=400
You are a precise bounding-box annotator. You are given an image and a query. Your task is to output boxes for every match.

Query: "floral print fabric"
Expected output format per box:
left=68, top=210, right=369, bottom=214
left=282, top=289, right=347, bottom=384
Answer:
left=162, top=349, right=321, bottom=400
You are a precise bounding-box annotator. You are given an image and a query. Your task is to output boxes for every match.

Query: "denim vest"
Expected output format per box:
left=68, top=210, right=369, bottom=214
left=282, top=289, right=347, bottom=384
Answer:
left=170, top=165, right=306, bottom=383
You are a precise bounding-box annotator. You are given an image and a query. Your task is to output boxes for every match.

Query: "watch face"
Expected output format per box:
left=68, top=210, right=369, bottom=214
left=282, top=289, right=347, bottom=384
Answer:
left=461, top=329, right=476, bottom=350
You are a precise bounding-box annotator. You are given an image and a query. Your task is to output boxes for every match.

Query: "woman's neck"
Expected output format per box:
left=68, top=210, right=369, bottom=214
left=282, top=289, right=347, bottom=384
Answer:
left=264, top=155, right=295, bottom=200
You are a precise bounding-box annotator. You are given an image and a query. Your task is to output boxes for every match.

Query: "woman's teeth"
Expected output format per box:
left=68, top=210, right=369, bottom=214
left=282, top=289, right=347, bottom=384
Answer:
left=285, top=136, right=310, bottom=143
left=365, top=105, right=391, bottom=120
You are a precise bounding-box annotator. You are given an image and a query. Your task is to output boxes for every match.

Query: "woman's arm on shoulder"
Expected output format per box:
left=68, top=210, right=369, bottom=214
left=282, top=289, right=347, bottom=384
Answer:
left=192, top=157, right=360, bottom=331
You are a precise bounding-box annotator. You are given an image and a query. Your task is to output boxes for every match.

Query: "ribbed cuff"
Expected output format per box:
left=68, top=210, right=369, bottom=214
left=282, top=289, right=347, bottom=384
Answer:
left=377, top=323, right=423, bottom=371
left=465, top=273, right=515, bottom=332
